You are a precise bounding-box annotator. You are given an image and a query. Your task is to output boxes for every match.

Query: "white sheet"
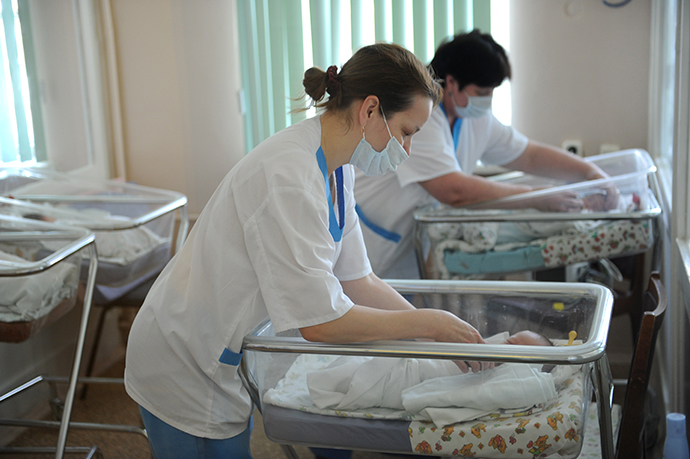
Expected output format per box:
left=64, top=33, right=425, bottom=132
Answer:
left=0, top=250, right=77, bottom=322
left=0, top=204, right=167, bottom=266
left=264, top=333, right=581, bottom=427
left=402, top=363, right=557, bottom=427
left=307, top=355, right=560, bottom=426
left=307, top=356, right=461, bottom=411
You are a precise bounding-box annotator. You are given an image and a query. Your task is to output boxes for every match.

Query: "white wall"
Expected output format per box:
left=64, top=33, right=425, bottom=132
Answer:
left=110, top=0, right=245, bottom=215
left=509, top=0, right=651, bottom=157
left=108, top=0, right=650, bottom=213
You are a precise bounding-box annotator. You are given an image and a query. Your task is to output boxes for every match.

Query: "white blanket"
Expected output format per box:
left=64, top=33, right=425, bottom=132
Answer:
left=307, top=356, right=461, bottom=411
left=0, top=250, right=77, bottom=322
left=402, top=363, right=557, bottom=427
left=0, top=204, right=167, bottom=266
left=307, top=355, right=558, bottom=427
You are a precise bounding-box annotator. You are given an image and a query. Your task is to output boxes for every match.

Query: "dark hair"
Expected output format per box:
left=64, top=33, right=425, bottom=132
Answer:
left=429, top=29, right=511, bottom=90
left=302, top=43, right=441, bottom=118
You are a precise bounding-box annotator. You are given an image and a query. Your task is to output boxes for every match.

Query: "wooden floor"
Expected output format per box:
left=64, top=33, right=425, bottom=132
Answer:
left=2, top=355, right=667, bottom=459
left=1, top=357, right=413, bottom=459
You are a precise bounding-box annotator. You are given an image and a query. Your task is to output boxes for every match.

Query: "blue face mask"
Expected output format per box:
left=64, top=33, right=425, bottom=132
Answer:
left=454, top=92, right=492, bottom=119
left=349, top=111, right=407, bottom=176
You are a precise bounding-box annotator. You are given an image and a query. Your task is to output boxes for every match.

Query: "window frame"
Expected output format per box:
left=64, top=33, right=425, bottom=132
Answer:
left=4, top=0, right=117, bottom=180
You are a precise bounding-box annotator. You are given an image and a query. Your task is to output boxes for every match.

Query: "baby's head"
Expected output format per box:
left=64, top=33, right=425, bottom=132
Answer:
left=504, top=330, right=556, bottom=372
left=504, top=330, right=552, bottom=346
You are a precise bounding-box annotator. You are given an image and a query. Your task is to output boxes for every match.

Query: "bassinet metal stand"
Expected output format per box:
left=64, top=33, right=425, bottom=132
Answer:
left=0, top=227, right=99, bottom=458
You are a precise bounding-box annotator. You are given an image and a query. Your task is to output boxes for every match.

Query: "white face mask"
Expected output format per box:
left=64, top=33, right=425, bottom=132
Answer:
left=454, top=91, right=492, bottom=119
left=350, top=111, right=407, bottom=176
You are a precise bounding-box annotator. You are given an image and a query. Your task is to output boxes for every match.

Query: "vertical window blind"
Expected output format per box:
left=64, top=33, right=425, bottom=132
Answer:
left=237, top=0, right=491, bottom=152
left=0, top=0, right=44, bottom=165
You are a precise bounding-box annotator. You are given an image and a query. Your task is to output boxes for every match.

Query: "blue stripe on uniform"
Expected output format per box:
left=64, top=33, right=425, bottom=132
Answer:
left=219, top=348, right=243, bottom=366
left=355, top=204, right=401, bottom=243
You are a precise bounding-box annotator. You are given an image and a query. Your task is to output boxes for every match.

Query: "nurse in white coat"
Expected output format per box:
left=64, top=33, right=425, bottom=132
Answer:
left=124, top=43, right=487, bottom=459
left=354, top=30, right=618, bottom=280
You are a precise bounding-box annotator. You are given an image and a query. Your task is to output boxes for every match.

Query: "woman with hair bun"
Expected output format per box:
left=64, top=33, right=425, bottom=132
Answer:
left=124, top=43, right=486, bottom=459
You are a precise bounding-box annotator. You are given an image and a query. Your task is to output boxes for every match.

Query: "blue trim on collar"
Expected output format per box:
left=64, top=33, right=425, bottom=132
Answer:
left=452, top=117, right=462, bottom=151
left=316, top=147, right=344, bottom=242
left=440, top=103, right=463, bottom=159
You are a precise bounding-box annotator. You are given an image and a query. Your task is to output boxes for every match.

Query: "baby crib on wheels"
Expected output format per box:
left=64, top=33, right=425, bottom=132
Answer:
left=240, top=279, right=616, bottom=458
left=414, top=149, right=661, bottom=286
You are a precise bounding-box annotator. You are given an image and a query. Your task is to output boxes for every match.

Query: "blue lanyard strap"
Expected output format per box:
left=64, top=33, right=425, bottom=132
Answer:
left=440, top=103, right=463, bottom=153
left=316, top=147, right=344, bottom=242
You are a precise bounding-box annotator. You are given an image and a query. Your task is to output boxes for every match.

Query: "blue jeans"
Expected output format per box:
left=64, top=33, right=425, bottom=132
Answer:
left=139, top=406, right=253, bottom=459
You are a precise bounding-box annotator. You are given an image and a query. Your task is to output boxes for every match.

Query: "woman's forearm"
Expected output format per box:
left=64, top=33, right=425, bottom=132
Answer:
left=300, top=305, right=485, bottom=344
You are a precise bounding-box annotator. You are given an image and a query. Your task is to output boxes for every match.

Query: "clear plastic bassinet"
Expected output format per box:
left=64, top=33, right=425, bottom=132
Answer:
left=414, top=149, right=661, bottom=280
left=0, top=211, right=99, bottom=458
left=0, top=213, right=94, bottom=342
left=0, top=167, right=188, bottom=303
left=240, top=280, right=617, bottom=458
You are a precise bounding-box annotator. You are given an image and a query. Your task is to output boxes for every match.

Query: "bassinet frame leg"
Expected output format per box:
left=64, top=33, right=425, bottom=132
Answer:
left=54, top=244, right=98, bottom=459
left=593, top=354, right=616, bottom=459
left=279, top=444, right=300, bottom=459
left=0, top=245, right=99, bottom=459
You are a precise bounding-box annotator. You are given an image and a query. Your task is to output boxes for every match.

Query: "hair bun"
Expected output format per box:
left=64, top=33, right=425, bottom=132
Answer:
left=326, top=65, right=339, bottom=96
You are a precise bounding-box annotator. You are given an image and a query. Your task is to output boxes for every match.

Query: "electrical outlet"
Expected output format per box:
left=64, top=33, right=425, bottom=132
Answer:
left=600, top=143, right=620, bottom=155
left=562, top=140, right=583, bottom=157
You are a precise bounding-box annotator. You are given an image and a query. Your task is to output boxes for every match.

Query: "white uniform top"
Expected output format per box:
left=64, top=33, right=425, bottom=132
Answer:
left=124, top=115, right=371, bottom=439
left=354, top=104, right=528, bottom=279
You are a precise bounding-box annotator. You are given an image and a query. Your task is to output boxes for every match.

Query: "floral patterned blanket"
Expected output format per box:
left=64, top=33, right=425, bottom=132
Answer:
left=431, top=218, right=652, bottom=279
left=407, top=366, right=590, bottom=457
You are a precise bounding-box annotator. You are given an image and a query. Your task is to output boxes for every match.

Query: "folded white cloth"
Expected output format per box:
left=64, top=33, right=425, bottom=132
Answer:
left=402, top=363, right=557, bottom=426
left=307, top=356, right=461, bottom=411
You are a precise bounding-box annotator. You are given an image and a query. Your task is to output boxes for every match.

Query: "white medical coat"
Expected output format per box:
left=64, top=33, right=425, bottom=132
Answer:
left=124, top=115, right=371, bottom=439
left=354, top=105, right=528, bottom=279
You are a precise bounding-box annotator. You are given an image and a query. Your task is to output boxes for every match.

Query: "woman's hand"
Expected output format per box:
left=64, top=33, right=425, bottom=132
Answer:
left=426, top=309, right=494, bottom=373
left=300, top=298, right=495, bottom=373
left=583, top=187, right=619, bottom=211
left=584, top=170, right=620, bottom=211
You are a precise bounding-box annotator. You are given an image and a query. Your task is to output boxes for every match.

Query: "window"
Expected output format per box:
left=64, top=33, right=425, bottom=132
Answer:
left=648, top=0, right=676, bottom=185
left=0, top=0, right=45, bottom=166
left=236, top=0, right=496, bottom=152
left=0, top=1, right=116, bottom=179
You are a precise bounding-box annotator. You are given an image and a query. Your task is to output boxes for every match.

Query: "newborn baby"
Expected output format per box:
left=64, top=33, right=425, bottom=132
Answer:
left=460, top=330, right=552, bottom=373
left=306, top=329, right=559, bottom=417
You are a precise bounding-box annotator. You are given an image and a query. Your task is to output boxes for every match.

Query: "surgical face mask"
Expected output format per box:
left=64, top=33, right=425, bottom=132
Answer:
left=454, top=91, right=492, bottom=119
left=349, top=111, right=407, bottom=176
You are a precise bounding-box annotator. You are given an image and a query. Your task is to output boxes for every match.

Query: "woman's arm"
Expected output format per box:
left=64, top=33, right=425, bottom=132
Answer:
left=420, top=140, right=618, bottom=211
left=504, top=140, right=618, bottom=210
left=419, top=171, right=532, bottom=207
left=299, top=303, right=484, bottom=344
left=300, top=273, right=491, bottom=372
left=504, top=140, right=607, bottom=182
left=300, top=273, right=484, bottom=343
left=339, top=272, right=415, bottom=311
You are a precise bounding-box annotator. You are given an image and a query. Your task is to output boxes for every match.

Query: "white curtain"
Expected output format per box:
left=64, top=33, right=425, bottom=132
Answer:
left=237, top=0, right=491, bottom=151
left=0, top=0, right=45, bottom=164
